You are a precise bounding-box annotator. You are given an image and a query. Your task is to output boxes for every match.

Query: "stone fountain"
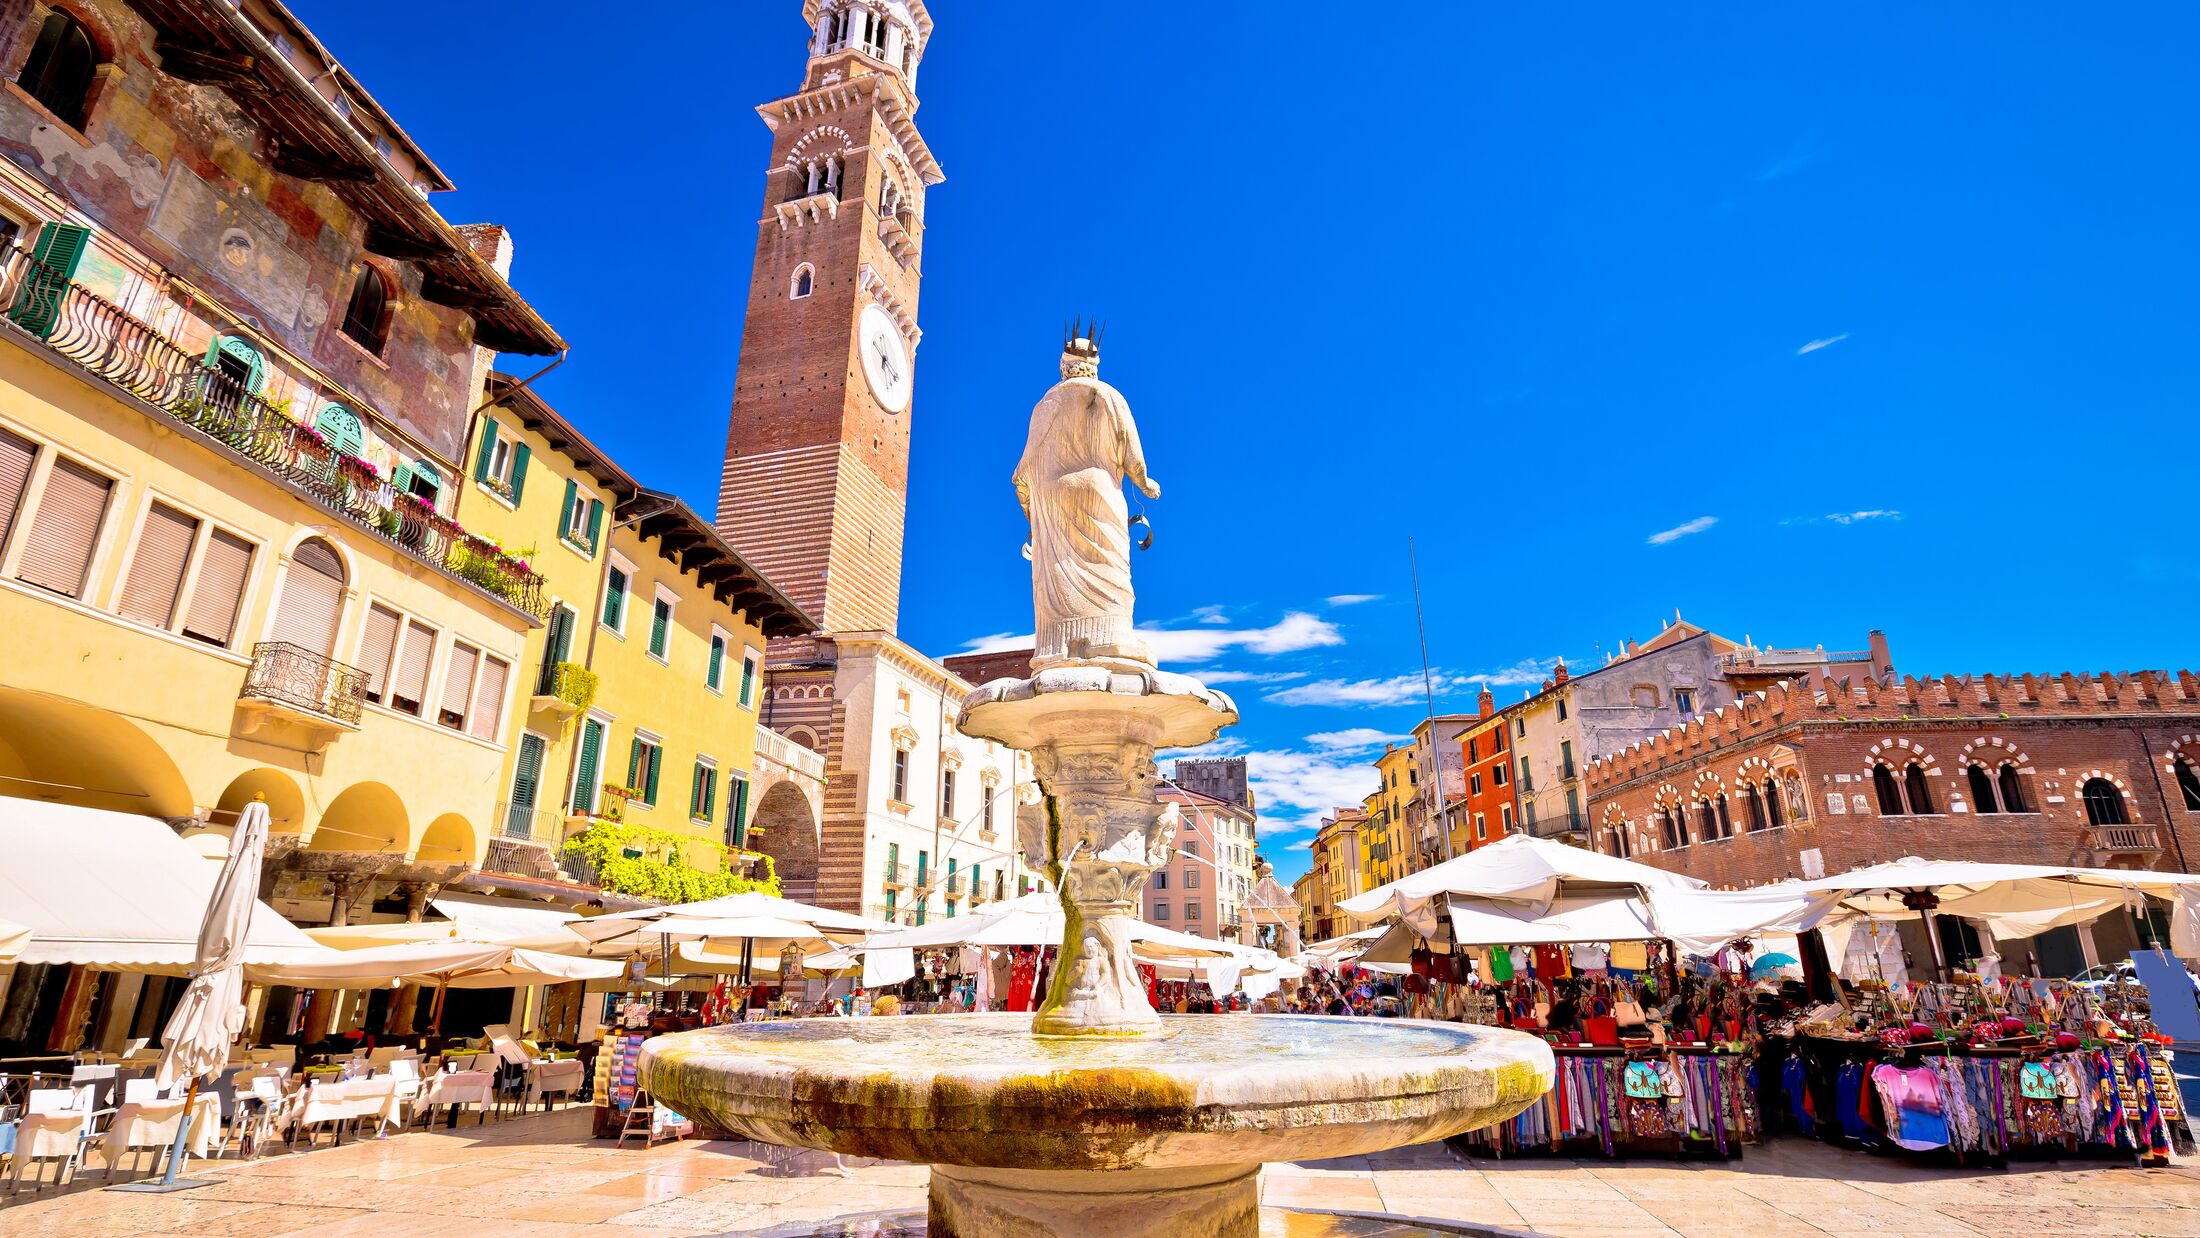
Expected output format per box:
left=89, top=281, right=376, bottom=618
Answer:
left=638, top=331, right=1553, bottom=1237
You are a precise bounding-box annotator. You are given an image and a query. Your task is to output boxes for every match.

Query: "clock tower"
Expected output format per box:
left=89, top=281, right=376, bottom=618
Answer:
left=718, top=0, right=942, bottom=640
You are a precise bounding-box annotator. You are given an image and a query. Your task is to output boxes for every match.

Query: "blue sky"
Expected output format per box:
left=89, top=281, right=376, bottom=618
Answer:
left=297, top=3, right=2197, bottom=884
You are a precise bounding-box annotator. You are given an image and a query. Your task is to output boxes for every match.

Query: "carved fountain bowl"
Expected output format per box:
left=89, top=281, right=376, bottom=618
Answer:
left=637, top=1013, right=1554, bottom=1172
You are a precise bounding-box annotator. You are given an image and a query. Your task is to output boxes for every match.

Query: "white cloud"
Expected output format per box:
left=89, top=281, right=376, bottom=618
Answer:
left=1647, top=516, right=1718, bottom=546
left=1140, top=612, right=1343, bottom=664
left=959, top=631, right=1033, bottom=654
left=1266, top=674, right=1451, bottom=708
left=1193, top=669, right=1308, bottom=686
left=1242, top=745, right=1384, bottom=821
left=1796, top=333, right=1850, bottom=355
left=1284, top=839, right=1314, bottom=851
left=1325, top=594, right=1381, bottom=607
left=1466, top=656, right=1564, bottom=688
left=1189, top=604, right=1230, bottom=626
left=1826, top=509, right=1900, bottom=525
left=1306, top=728, right=1407, bottom=751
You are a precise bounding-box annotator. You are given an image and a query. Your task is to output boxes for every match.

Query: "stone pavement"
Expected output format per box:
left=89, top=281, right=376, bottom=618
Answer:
left=6, top=1105, right=2200, bottom=1236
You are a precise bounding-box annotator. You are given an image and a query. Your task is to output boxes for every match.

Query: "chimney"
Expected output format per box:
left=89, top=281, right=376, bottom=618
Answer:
left=1868, top=629, right=1893, bottom=682
left=1478, top=687, right=1495, bottom=718
left=452, top=223, right=515, bottom=278
left=1553, top=659, right=1570, bottom=685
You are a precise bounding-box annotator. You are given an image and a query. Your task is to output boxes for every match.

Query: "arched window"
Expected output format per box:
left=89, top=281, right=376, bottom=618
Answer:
left=1968, top=765, right=1999, bottom=814
left=1661, top=808, right=1685, bottom=850
left=18, top=12, right=98, bottom=130
left=314, top=404, right=364, bottom=458
left=204, top=335, right=266, bottom=394
left=2081, top=779, right=2129, bottom=827
left=1997, top=764, right=2028, bottom=814
left=2176, top=758, right=2200, bottom=812
left=1873, top=764, right=1904, bottom=815
left=1743, top=786, right=1767, bottom=833
left=1610, top=827, right=1631, bottom=859
left=339, top=265, right=390, bottom=353
left=1763, top=778, right=1784, bottom=828
left=1713, top=794, right=1734, bottom=840
left=269, top=537, right=346, bottom=658
left=790, top=264, right=814, bottom=299
left=1904, top=762, right=1934, bottom=815
left=1697, top=799, right=1717, bottom=842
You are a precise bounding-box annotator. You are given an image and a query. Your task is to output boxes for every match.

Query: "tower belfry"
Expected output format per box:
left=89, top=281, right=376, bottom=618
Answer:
left=717, top=0, right=942, bottom=640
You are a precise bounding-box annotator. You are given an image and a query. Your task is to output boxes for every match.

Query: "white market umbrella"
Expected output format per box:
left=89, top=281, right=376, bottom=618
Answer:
left=1337, top=834, right=1707, bottom=932
left=570, top=891, right=887, bottom=954
left=863, top=892, right=1065, bottom=950
left=136, top=798, right=269, bottom=1191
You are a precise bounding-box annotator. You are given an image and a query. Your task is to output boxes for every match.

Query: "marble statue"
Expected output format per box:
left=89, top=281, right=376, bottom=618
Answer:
left=1015, top=329, right=1160, bottom=672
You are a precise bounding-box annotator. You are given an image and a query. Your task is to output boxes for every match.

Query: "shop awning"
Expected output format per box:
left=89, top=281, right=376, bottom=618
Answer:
left=0, top=798, right=321, bottom=973
left=248, top=940, right=623, bottom=989
left=429, top=893, right=582, bottom=949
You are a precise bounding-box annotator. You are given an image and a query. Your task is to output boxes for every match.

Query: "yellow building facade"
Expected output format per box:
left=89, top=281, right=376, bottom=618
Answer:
left=460, top=379, right=816, bottom=891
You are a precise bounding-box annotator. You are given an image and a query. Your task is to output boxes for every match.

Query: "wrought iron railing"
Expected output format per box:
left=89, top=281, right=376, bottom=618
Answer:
left=494, top=798, right=564, bottom=842
left=240, top=641, right=368, bottom=726
left=943, top=871, right=965, bottom=896
left=881, top=861, right=909, bottom=886
left=0, top=249, right=547, bottom=617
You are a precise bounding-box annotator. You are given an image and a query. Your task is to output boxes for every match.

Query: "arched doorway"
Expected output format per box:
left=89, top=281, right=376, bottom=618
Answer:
left=751, top=780, right=820, bottom=902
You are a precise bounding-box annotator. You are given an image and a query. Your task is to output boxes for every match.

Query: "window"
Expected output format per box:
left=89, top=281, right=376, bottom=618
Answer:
left=1556, top=698, right=1568, bottom=722
left=1494, top=763, right=1508, bottom=787
left=1153, top=870, right=1167, bottom=890
left=727, top=772, right=750, bottom=847
left=559, top=482, right=602, bottom=552
left=707, top=631, right=727, bottom=692
left=1152, top=901, right=1168, bottom=921
left=1515, top=717, right=1526, bottom=738
left=915, top=850, right=929, bottom=887
left=602, top=562, right=629, bottom=632
left=1185, top=902, right=1200, bottom=922
left=438, top=641, right=480, bottom=730
left=1904, top=762, right=1934, bottom=815
left=647, top=593, right=673, bottom=660
left=691, top=759, right=718, bottom=823
left=572, top=715, right=607, bottom=813
left=384, top=618, right=437, bottom=715
left=0, top=428, right=37, bottom=560
left=1182, top=839, right=1198, bottom=857
left=1469, top=772, right=1482, bottom=796
left=1697, top=800, right=1718, bottom=842
left=1997, top=764, right=2029, bottom=814
left=1474, top=813, right=1487, bottom=841
left=1742, top=786, right=1766, bottom=832
left=1185, top=868, right=1198, bottom=889
left=506, top=733, right=548, bottom=836
left=2177, top=759, right=2200, bottom=812
left=981, top=785, right=995, bottom=834
left=357, top=604, right=402, bottom=705
left=889, top=747, right=909, bottom=803
left=1762, top=778, right=1783, bottom=827
left=940, top=767, right=956, bottom=819
left=15, top=455, right=112, bottom=599
left=1713, top=794, right=1734, bottom=840
left=17, top=12, right=97, bottom=130
left=339, top=265, right=390, bottom=353
left=470, top=655, right=508, bottom=741
left=265, top=537, right=348, bottom=660
left=2082, top=779, right=2128, bottom=827
left=1661, top=808, right=1685, bottom=850
left=791, top=264, right=814, bottom=299
left=1873, top=764, right=1905, bottom=816
left=1968, top=765, right=1999, bottom=814
left=116, top=502, right=199, bottom=630
left=474, top=422, right=526, bottom=502
left=403, top=461, right=441, bottom=505
left=1500, top=804, right=1513, bottom=832
left=1610, top=826, right=1632, bottom=858
left=1517, top=758, right=1532, bottom=792
left=1467, top=738, right=1479, bottom=762
left=183, top=529, right=254, bottom=647
left=536, top=603, right=577, bottom=695
left=1673, top=688, right=1695, bottom=714
left=1559, top=740, right=1575, bottom=779
left=627, top=734, right=662, bottom=805
left=739, top=647, right=761, bottom=708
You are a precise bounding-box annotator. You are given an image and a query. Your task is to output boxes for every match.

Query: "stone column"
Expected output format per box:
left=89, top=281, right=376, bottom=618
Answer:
left=387, top=883, right=437, bottom=1036
left=1029, top=739, right=1170, bottom=1038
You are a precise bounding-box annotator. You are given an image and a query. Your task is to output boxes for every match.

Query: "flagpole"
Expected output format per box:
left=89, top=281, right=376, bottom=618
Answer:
left=1410, top=537, right=1455, bottom=865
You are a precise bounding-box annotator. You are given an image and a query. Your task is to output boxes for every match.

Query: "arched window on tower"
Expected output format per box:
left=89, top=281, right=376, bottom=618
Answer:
left=1697, top=799, right=1717, bottom=842
left=1904, top=762, right=1934, bottom=815
left=1713, top=794, right=1734, bottom=840
left=1998, top=764, right=2029, bottom=813
left=790, top=264, right=814, bottom=299
left=1661, top=807, right=1685, bottom=850
left=1873, top=763, right=1904, bottom=816
left=18, top=12, right=98, bottom=130
left=2176, top=758, right=2200, bottom=812
left=339, top=265, right=390, bottom=354
left=1610, top=827, right=1632, bottom=859
left=1743, top=785, right=1767, bottom=833
left=1968, top=764, right=2000, bottom=813
left=2082, top=779, right=2129, bottom=827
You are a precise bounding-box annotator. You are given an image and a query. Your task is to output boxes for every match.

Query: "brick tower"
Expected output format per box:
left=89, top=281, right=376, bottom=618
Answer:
left=717, top=0, right=942, bottom=641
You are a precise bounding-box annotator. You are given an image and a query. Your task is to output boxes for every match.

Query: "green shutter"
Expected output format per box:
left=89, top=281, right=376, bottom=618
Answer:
left=739, top=650, right=756, bottom=705
left=603, top=569, right=624, bottom=629
left=574, top=720, right=604, bottom=813
left=586, top=499, right=604, bottom=549
left=731, top=776, right=750, bottom=845
left=511, top=734, right=545, bottom=808
left=10, top=222, right=90, bottom=338
left=509, top=442, right=530, bottom=504
left=649, top=599, right=669, bottom=657
left=707, top=636, right=724, bottom=690
left=202, top=335, right=267, bottom=392
left=644, top=742, right=661, bottom=805
left=558, top=479, right=577, bottom=542
left=627, top=737, right=641, bottom=791
left=314, top=404, right=365, bottom=458
left=474, top=421, right=498, bottom=483
left=690, top=762, right=704, bottom=818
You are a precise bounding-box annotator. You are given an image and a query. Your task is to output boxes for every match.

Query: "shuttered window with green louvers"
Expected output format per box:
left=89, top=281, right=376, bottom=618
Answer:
left=10, top=222, right=89, bottom=338
left=508, top=733, right=547, bottom=837
left=574, top=718, right=605, bottom=814
left=649, top=596, right=671, bottom=658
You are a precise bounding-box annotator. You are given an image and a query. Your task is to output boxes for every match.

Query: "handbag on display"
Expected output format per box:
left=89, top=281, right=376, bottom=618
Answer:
left=1624, top=1062, right=1664, bottom=1099
left=1613, top=998, right=1648, bottom=1027
left=1583, top=1015, right=1620, bottom=1047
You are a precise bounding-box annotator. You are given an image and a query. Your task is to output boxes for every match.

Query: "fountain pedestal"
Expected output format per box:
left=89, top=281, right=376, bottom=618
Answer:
left=930, top=1162, right=1256, bottom=1237
left=957, top=664, right=1236, bottom=1037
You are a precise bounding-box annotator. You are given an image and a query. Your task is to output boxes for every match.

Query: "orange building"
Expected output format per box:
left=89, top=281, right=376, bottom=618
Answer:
left=1455, top=688, right=1519, bottom=851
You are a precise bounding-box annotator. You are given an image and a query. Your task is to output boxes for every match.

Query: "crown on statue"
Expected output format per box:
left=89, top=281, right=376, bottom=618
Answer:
left=1061, top=316, right=1104, bottom=378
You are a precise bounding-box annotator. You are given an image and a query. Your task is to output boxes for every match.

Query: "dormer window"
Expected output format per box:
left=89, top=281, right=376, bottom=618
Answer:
left=18, top=12, right=98, bottom=130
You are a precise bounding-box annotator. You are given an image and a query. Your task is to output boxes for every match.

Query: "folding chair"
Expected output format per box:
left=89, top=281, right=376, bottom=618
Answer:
left=8, top=1087, right=97, bottom=1193
left=89, top=1098, right=189, bottom=1181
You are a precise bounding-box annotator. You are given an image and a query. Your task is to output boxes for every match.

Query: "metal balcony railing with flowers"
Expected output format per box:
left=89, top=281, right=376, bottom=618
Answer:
left=0, top=249, right=546, bottom=618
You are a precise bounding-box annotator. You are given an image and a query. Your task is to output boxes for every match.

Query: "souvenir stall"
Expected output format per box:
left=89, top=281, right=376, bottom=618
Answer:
left=1754, top=857, right=2200, bottom=1167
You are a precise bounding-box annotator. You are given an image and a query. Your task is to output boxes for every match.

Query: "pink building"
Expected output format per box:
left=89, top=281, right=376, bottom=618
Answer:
left=1146, top=787, right=1258, bottom=941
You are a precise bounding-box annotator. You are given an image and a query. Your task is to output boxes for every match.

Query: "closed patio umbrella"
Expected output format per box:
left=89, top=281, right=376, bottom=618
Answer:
left=122, top=797, right=270, bottom=1192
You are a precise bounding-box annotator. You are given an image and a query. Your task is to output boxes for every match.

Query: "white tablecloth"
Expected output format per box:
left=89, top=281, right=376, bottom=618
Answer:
left=87, top=1094, right=221, bottom=1166
left=416, top=1070, right=495, bottom=1112
left=524, top=1059, right=584, bottom=1104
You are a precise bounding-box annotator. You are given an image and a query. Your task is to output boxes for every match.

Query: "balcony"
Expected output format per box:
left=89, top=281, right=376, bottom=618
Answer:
left=869, top=903, right=905, bottom=924
left=235, top=641, right=367, bottom=750
left=882, top=861, right=910, bottom=888
left=2086, top=824, right=2163, bottom=856
left=495, top=798, right=565, bottom=843
left=1526, top=810, right=1589, bottom=842
left=0, top=251, right=547, bottom=619
left=942, top=872, right=966, bottom=898
left=756, top=726, right=827, bottom=781
left=529, top=660, right=596, bottom=721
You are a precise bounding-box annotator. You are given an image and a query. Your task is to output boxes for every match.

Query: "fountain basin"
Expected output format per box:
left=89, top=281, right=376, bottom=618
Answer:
left=638, top=1013, right=1554, bottom=1237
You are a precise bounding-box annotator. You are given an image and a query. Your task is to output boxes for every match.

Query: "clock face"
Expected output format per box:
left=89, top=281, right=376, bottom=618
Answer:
left=858, top=303, right=913, bottom=413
